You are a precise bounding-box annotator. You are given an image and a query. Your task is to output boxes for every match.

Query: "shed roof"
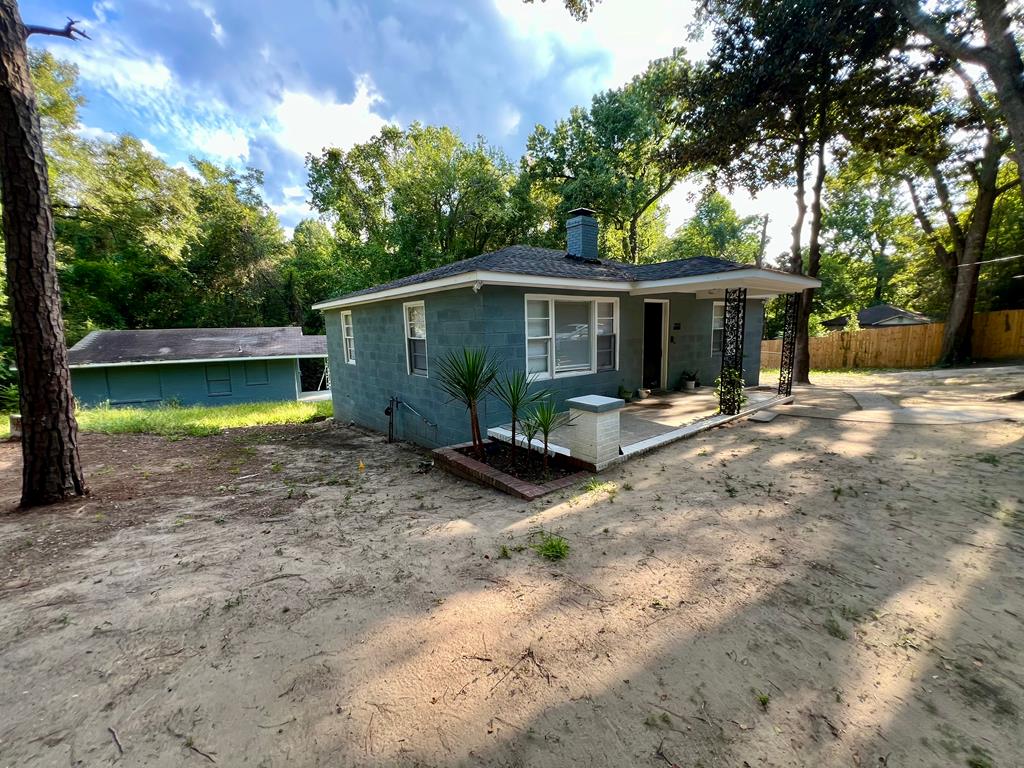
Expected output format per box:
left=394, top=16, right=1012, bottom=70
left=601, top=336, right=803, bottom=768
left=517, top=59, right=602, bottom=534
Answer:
left=68, top=327, right=327, bottom=368
left=822, top=304, right=931, bottom=328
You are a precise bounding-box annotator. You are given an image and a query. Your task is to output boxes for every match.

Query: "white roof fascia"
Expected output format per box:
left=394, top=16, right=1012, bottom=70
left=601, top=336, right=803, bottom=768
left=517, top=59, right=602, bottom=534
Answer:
left=312, top=267, right=820, bottom=311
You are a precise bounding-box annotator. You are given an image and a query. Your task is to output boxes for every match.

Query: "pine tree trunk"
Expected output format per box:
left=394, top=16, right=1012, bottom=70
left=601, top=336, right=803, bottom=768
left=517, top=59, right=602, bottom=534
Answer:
left=0, top=1, right=86, bottom=507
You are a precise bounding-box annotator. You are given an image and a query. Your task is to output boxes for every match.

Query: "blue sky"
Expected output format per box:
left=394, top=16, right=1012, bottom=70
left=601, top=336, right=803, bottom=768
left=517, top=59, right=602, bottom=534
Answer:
left=27, top=0, right=796, bottom=253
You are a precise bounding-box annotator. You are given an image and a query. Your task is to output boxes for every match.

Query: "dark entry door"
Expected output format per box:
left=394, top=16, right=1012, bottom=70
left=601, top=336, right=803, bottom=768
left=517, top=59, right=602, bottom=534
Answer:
left=643, top=302, right=664, bottom=389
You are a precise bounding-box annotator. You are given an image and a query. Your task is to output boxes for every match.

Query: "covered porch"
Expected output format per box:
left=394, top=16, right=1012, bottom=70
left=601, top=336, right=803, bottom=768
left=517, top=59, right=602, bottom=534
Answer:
left=488, top=386, right=793, bottom=470
left=488, top=289, right=803, bottom=470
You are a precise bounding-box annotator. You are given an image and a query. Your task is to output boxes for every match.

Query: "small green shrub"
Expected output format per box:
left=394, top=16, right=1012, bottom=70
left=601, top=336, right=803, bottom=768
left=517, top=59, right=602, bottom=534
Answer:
left=714, top=367, right=747, bottom=413
left=532, top=532, right=569, bottom=561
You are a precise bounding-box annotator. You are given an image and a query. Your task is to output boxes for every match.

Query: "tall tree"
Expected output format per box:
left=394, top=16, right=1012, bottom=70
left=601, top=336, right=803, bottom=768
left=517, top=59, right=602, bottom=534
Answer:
left=892, top=0, right=1024, bottom=197
left=0, top=6, right=87, bottom=507
left=526, top=51, right=688, bottom=263
left=657, top=188, right=762, bottom=263
left=685, top=0, right=929, bottom=382
left=307, top=123, right=519, bottom=287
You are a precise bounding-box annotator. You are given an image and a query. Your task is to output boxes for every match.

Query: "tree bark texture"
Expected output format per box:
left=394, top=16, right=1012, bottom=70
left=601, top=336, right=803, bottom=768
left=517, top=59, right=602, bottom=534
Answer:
left=0, top=0, right=86, bottom=507
left=939, top=135, right=1002, bottom=364
left=794, top=109, right=828, bottom=385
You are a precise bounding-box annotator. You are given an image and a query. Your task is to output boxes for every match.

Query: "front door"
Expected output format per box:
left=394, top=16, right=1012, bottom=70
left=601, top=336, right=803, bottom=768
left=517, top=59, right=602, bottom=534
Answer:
left=643, top=302, right=664, bottom=389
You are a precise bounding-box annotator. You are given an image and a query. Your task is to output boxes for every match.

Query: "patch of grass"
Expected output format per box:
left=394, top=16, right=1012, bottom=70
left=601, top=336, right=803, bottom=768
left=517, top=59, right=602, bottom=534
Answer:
left=74, top=400, right=332, bottom=437
left=756, top=692, right=770, bottom=711
left=532, top=532, right=570, bottom=561
left=824, top=615, right=848, bottom=640
left=580, top=477, right=617, bottom=495
left=976, top=453, right=1001, bottom=466
left=497, top=545, right=511, bottom=559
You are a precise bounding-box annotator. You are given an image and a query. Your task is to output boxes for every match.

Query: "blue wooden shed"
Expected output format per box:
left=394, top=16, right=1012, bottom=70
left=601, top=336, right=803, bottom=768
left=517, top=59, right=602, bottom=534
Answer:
left=68, top=327, right=328, bottom=407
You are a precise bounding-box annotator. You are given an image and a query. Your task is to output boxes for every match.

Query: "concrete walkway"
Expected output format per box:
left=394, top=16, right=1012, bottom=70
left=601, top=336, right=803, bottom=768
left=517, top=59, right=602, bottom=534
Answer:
left=775, top=388, right=1019, bottom=425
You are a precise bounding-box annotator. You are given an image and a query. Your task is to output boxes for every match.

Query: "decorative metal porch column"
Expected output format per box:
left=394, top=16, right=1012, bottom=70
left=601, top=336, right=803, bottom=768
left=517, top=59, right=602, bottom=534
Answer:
left=777, top=292, right=798, bottom=397
left=718, top=287, right=747, bottom=415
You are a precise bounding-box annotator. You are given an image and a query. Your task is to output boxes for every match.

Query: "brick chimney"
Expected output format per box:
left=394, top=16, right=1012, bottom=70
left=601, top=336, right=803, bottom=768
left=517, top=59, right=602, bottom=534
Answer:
left=565, top=208, right=598, bottom=262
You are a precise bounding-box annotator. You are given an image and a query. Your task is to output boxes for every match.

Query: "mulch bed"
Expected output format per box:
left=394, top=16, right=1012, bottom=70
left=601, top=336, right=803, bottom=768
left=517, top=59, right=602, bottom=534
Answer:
left=433, top=439, right=591, bottom=500
left=454, top=440, right=577, bottom=483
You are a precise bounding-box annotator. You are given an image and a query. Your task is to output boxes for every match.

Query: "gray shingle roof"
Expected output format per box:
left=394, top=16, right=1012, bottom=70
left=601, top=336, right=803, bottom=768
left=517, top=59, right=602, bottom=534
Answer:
left=68, top=327, right=327, bottom=366
left=323, top=246, right=751, bottom=303
left=822, top=304, right=931, bottom=328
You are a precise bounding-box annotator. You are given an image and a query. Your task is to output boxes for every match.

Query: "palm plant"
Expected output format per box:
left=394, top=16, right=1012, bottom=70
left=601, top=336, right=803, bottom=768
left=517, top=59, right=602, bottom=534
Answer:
left=435, top=348, right=499, bottom=458
left=520, top=413, right=542, bottom=472
left=530, top=399, right=573, bottom=476
left=490, top=369, right=546, bottom=465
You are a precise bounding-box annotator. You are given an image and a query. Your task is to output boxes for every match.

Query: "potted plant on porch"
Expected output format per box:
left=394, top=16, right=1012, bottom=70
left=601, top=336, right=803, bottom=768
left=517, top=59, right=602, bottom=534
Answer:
left=678, top=370, right=699, bottom=390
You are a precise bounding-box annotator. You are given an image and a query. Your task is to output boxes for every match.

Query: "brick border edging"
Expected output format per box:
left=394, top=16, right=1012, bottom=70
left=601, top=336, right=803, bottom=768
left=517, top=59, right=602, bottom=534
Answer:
left=432, top=440, right=591, bottom=500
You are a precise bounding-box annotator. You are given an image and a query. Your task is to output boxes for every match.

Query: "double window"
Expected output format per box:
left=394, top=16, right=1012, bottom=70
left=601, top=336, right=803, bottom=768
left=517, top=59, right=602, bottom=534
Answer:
left=341, top=310, right=355, bottom=364
left=711, top=302, right=725, bottom=355
left=404, top=301, right=428, bottom=376
left=525, top=295, right=617, bottom=377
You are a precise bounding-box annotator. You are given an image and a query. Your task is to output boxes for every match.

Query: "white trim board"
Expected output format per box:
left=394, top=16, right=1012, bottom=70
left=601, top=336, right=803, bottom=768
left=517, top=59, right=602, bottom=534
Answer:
left=312, top=268, right=821, bottom=311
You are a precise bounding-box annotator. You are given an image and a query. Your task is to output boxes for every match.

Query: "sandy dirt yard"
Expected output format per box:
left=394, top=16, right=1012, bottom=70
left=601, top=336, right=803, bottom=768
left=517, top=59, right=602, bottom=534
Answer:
left=1, top=368, right=1023, bottom=768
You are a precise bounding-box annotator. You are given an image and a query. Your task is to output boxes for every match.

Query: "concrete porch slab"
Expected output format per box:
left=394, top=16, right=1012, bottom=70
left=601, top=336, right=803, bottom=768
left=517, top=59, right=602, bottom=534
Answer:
left=487, top=389, right=791, bottom=470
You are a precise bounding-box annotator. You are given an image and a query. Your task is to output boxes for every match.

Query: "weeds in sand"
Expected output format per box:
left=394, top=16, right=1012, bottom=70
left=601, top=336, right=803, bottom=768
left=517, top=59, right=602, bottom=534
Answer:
left=532, top=532, right=569, bottom=561
left=622, top=482, right=634, bottom=491
left=497, top=545, right=511, bottom=559
left=757, top=692, right=770, bottom=711
left=832, top=485, right=843, bottom=501
left=824, top=615, right=848, bottom=640
left=73, top=400, right=332, bottom=437
left=976, top=453, right=1000, bottom=466
left=581, top=478, right=617, bottom=495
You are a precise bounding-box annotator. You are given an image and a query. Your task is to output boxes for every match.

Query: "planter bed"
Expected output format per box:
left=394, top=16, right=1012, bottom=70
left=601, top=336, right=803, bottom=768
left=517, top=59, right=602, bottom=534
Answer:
left=433, top=439, right=591, bottom=500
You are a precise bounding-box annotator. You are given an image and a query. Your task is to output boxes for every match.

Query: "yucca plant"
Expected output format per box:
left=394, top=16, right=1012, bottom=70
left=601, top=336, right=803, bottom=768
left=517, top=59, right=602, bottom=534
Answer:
left=435, top=348, right=499, bottom=457
left=530, top=399, right=573, bottom=476
left=490, top=369, right=546, bottom=465
left=520, top=413, right=542, bottom=472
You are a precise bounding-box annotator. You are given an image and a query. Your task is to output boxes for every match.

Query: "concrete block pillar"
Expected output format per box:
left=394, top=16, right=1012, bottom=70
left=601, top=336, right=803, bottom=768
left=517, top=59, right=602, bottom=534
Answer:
left=565, top=395, right=624, bottom=469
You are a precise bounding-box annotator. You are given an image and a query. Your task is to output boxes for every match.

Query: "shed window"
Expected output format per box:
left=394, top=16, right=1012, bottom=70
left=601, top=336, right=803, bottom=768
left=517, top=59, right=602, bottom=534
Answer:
left=205, top=364, right=232, bottom=396
left=711, top=302, right=725, bottom=355
left=525, top=295, right=618, bottom=378
left=341, top=310, right=355, bottom=364
left=244, top=360, right=269, bottom=385
left=404, top=301, right=427, bottom=376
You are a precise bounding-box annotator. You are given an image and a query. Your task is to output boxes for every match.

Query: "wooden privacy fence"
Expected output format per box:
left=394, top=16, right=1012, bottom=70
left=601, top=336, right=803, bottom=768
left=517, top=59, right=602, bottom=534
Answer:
left=760, top=309, right=1024, bottom=370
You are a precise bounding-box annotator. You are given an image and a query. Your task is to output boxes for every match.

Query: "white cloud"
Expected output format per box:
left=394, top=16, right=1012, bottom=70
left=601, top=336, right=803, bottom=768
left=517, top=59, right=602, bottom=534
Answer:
left=270, top=76, right=389, bottom=158
left=76, top=124, right=117, bottom=142
left=190, top=1, right=226, bottom=45
left=190, top=125, right=250, bottom=162
left=282, top=185, right=306, bottom=199
left=493, top=0, right=705, bottom=90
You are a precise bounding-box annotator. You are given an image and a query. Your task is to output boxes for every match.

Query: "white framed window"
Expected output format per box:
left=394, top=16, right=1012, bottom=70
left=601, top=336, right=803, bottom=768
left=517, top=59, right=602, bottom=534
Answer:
left=711, top=302, right=725, bottom=355
left=341, top=310, right=355, bottom=365
left=524, top=295, right=618, bottom=378
left=404, top=301, right=427, bottom=376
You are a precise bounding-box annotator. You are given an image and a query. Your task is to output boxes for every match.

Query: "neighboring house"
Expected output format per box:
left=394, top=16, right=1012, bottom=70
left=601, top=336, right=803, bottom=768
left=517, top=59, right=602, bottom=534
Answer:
left=68, top=327, right=327, bottom=407
left=314, top=209, right=818, bottom=448
left=822, top=304, right=931, bottom=330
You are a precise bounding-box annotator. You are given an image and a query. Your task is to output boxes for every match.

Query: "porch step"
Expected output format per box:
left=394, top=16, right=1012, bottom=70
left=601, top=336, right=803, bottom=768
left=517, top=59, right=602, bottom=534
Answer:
left=748, top=410, right=779, bottom=423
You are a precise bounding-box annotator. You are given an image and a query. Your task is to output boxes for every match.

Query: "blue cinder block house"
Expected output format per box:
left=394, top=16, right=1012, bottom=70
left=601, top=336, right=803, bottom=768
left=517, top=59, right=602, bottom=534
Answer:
left=314, top=209, right=818, bottom=448
left=69, top=327, right=327, bottom=407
